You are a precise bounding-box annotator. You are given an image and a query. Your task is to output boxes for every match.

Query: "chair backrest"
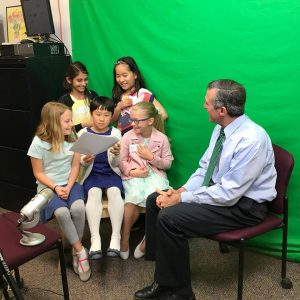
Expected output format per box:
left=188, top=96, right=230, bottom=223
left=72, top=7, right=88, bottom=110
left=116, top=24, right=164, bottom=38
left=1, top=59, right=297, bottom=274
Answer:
left=269, top=144, right=294, bottom=214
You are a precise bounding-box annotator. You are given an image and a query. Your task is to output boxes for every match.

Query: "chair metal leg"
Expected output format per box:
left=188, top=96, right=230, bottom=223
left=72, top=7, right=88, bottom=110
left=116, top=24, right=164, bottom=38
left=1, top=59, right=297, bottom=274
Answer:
left=219, top=242, right=230, bottom=253
left=57, top=239, right=70, bottom=300
left=281, top=197, right=293, bottom=289
left=0, top=275, right=10, bottom=300
left=14, top=268, right=24, bottom=288
left=237, top=239, right=244, bottom=300
left=0, top=253, right=24, bottom=300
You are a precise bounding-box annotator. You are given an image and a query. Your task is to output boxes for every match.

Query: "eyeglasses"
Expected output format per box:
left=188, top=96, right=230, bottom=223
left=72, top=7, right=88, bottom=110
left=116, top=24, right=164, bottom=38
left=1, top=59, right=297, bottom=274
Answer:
left=129, top=117, right=150, bottom=125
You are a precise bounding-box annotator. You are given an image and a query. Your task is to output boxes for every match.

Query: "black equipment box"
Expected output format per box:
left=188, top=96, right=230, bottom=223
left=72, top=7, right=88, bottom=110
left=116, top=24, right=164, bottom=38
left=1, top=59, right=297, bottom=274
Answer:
left=0, top=43, right=65, bottom=57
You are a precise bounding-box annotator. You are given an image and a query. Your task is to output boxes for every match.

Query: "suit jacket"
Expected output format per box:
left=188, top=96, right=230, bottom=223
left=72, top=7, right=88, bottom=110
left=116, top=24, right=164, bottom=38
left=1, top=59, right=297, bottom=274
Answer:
left=119, top=127, right=173, bottom=180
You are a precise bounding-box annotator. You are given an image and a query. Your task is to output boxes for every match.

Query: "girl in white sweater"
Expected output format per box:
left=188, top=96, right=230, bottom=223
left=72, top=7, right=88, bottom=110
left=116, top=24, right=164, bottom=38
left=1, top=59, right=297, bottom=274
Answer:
left=78, top=97, right=124, bottom=259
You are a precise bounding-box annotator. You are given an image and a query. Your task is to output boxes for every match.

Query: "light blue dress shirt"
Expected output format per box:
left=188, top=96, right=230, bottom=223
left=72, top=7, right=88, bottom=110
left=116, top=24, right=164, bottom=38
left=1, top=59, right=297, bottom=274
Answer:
left=181, top=115, right=277, bottom=206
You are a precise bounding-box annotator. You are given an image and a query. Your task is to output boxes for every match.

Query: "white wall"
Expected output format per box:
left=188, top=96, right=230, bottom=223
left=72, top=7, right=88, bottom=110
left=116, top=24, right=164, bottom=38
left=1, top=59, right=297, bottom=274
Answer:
left=0, top=0, right=72, bottom=53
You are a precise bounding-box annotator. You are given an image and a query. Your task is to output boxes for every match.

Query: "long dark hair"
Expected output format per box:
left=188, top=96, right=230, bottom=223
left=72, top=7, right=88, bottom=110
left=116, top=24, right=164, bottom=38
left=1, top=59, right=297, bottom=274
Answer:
left=63, top=61, right=94, bottom=102
left=112, top=56, right=146, bottom=104
left=63, top=61, right=88, bottom=91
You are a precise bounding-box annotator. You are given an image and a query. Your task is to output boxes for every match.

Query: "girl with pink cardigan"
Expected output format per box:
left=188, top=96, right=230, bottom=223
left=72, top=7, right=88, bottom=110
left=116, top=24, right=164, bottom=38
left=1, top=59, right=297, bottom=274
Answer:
left=119, top=102, right=173, bottom=260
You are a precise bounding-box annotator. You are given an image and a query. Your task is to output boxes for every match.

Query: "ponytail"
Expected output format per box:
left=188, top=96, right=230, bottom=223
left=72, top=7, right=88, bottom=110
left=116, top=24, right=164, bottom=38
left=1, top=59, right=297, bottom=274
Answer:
left=152, top=108, right=164, bottom=133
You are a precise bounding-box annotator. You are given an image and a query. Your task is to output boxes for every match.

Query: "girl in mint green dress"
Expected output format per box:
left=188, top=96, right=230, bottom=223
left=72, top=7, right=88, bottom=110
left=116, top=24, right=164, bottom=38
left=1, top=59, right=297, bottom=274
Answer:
left=119, top=102, right=173, bottom=259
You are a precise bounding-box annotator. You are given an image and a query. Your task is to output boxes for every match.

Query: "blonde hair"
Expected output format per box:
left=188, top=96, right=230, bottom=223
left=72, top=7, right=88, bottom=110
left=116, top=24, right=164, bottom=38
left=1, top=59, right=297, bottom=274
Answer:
left=35, top=102, right=75, bottom=153
left=130, top=102, right=164, bottom=133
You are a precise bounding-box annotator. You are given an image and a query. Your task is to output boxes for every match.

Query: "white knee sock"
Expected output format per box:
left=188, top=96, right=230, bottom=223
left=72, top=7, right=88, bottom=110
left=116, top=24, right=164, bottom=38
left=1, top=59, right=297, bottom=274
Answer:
left=86, top=187, right=103, bottom=252
left=107, top=187, right=124, bottom=250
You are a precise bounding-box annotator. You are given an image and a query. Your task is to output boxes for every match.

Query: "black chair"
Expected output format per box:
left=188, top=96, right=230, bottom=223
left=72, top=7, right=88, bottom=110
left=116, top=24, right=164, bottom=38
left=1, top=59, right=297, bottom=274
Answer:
left=210, top=144, right=294, bottom=300
left=0, top=211, right=69, bottom=300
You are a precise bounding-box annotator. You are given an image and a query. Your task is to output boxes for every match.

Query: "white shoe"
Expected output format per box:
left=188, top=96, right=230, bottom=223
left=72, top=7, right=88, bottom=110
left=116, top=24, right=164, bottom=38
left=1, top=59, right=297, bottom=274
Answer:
left=134, top=236, right=145, bottom=259
left=119, top=248, right=129, bottom=260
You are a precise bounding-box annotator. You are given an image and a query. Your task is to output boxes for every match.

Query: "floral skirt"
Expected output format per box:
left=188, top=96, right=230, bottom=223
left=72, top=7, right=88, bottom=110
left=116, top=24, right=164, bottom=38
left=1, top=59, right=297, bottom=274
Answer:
left=122, top=168, right=169, bottom=207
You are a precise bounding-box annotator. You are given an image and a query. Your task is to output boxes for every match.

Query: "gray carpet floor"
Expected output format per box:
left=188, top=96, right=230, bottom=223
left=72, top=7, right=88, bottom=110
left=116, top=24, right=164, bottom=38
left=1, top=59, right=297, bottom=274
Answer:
left=1, top=211, right=300, bottom=300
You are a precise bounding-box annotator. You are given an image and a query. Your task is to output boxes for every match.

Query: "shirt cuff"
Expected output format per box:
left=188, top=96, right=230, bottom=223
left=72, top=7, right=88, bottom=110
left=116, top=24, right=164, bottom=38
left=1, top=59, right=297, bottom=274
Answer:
left=180, top=191, right=196, bottom=203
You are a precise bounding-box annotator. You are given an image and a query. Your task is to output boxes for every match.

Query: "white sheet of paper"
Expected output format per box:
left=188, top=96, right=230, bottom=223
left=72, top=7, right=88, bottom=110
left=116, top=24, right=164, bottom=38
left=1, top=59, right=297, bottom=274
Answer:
left=70, top=132, right=119, bottom=155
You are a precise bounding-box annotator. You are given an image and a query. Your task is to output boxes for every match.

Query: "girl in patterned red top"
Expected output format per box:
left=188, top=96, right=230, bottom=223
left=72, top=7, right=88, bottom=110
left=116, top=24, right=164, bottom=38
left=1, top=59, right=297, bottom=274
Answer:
left=112, top=56, right=168, bottom=135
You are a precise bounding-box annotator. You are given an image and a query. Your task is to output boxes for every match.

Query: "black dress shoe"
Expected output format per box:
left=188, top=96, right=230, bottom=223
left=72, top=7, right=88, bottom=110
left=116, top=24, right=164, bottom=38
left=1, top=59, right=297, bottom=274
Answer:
left=162, top=292, right=196, bottom=300
left=135, top=282, right=170, bottom=299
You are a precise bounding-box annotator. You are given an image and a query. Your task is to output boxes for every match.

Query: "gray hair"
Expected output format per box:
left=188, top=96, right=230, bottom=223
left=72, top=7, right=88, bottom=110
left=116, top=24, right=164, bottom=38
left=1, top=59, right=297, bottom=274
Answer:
left=207, top=79, right=246, bottom=117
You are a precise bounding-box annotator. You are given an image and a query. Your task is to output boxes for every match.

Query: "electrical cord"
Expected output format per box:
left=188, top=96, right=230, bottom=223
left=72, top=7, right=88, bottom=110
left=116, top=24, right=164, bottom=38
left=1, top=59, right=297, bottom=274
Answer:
left=24, top=286, right=64, bottom=298
left=57, top=0, right=63, bottom=41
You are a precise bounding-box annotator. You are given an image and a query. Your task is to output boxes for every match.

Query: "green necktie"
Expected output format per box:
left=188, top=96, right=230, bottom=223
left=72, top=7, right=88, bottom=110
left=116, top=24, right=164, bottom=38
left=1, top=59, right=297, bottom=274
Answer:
left=202, top=128, right=225, bottom=187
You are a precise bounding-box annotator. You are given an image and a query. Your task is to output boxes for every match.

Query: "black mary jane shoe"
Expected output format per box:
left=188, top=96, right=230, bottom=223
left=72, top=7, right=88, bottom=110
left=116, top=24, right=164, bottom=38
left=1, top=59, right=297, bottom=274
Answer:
left=89, top=250, right=102, bottom=260
left=134, top=281, right=170, bottom=299
left=106, top=248, right=120, bottom=257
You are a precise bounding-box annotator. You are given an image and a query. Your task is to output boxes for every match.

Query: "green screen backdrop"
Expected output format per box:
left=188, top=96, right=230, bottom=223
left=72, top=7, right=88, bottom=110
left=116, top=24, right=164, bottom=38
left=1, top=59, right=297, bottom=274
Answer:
left=70, top=0, right=300, bottom=261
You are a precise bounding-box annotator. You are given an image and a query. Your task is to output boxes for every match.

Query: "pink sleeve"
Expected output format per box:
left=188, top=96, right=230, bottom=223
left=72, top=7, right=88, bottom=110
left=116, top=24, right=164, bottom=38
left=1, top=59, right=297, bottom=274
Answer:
left=119, top=135, right=132, bottom=176
left=149, top=136, right=173, bottom=170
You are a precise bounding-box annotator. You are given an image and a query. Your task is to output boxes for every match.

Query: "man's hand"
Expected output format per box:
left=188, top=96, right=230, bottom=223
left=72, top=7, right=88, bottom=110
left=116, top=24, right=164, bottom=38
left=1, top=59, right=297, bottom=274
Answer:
left=175, top=187, right=186, bottom=194
left=156, top=188, right=182, bottom=208
left=156, top=187, right=186, bottom=196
